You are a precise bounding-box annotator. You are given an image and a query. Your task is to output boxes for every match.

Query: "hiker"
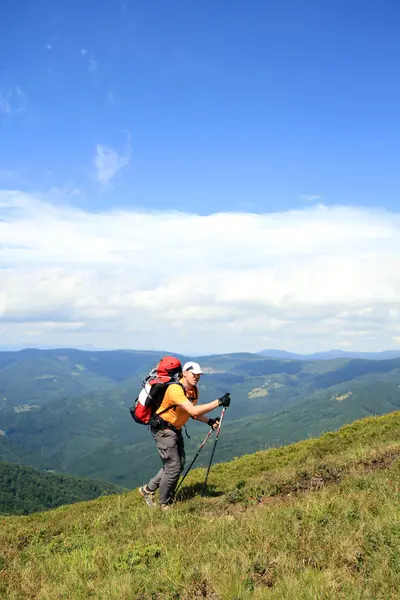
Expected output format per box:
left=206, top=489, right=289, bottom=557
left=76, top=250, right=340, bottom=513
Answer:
left=139, top=361, right=230, bottom=509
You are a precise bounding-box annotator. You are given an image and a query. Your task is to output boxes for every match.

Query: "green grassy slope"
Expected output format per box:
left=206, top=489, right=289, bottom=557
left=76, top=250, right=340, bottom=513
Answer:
left=2, top=412, right=400, bottom=599
left=0, top=462, right=125, bottom=516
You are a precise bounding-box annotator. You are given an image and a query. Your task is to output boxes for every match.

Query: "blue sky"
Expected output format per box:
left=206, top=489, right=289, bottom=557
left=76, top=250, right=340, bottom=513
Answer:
left=1, top=0, right=400, bottom=213
left=1, top=1, right=400, bottom=354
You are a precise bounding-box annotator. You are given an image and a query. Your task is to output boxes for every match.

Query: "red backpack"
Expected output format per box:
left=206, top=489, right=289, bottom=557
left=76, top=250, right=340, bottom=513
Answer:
left=130, top=356, right=183, bottom=425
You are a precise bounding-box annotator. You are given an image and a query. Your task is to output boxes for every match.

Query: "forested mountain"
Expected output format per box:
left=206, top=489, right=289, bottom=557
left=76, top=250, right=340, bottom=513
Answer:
left=2, top=348, right=400, bottom=488
left=0, top=461, right=124, bottom=515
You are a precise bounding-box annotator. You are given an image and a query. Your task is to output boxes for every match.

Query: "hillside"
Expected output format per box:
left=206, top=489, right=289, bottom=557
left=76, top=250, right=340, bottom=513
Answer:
left=0, top=462, right=125, bottom=516
left=3, top=349, right=400, bottom=488
left=213, top=373, right=400, bottom=462
left=0, top=354, right=116, bottom=407
left=1, top=412, right=400, bottom=599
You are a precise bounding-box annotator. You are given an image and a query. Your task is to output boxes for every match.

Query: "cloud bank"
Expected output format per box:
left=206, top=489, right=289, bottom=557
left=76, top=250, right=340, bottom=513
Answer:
left=1, top=189, right=400, bottom=354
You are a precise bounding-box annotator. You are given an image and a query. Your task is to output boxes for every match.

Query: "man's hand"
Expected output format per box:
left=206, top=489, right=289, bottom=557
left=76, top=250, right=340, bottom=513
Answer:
left=218, top=393, right=231, bottom=407
left=207, top=417, right=220, bottom=430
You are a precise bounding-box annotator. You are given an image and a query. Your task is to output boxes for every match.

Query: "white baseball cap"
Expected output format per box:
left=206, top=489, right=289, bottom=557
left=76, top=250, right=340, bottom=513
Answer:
left=182, top=361, right=204, bottom=375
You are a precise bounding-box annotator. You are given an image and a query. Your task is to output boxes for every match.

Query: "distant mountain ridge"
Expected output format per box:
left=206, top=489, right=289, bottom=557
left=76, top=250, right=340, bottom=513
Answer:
left=3, top=347, right=400, bottom=489
left=258, top=348, right=400, bottom=360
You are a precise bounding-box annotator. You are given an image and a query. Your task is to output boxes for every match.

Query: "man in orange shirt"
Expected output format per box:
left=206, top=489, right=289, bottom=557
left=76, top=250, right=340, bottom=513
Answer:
left=139, top=361, right=230, bottom=509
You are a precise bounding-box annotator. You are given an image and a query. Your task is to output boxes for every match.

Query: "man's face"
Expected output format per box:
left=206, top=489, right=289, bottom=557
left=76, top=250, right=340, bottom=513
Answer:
left=183, top=369, right=201, bottom=387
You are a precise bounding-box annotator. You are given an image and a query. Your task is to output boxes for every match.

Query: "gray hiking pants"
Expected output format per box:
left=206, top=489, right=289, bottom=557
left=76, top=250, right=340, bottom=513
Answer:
left=147, top=427, right=185, bottom=505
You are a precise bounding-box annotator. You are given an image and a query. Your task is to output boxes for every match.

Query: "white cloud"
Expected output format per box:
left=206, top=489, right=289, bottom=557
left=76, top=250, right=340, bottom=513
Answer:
left=80, top=49, right=98, bottom=74
left=93, top=142, right=131, bottom=186
left=1, top=190, right=400, bottom=354
left=0, top=169, right=25, bottom=185
left=88, top=58, right=98, bottom=73
left=300, top=195, right=322, bottom=202
left=0, top=87, right=27, bottom=116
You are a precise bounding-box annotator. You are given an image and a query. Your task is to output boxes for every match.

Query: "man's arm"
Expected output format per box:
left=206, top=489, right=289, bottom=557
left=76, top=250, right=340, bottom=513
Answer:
left=179, top=398, right=220, bottom=417
left=192, top=414, right=209, bottom=423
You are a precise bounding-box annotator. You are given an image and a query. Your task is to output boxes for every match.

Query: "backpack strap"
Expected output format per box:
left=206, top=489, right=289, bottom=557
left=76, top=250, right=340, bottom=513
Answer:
left=157, top=404, right=178, bottom=417
left=151, top=382, right=184, bottom=420
left=151, top=382, right=197, bottom=431
left=155, top=382, right=190, bottom=416
left=176, top=381, right=198, bottom=402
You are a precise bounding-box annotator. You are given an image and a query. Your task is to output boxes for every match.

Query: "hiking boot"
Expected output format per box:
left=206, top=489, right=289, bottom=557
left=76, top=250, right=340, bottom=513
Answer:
left=139, top=485, right=156, bottom=508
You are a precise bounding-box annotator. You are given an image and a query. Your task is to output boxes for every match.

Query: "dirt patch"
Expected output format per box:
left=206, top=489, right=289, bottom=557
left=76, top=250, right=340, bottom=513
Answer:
left=257, top=446, right=400, bottom=504
left=360, top=449, right=400, bottom=471
left=212, top=446, right=400, bottom=516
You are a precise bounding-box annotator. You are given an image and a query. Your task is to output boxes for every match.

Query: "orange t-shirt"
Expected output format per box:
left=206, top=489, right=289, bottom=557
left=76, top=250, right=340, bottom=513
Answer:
left=156, top=381, right=198, bottom=429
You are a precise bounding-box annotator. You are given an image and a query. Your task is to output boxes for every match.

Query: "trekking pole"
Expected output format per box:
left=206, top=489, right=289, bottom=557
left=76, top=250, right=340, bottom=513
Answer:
left=201, top=407, right=226, bottom=497
left=174, top=428, right=213, bottom=498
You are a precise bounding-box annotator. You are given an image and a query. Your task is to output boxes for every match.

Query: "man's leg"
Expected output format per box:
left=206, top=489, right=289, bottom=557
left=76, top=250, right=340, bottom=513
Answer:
left=147, top=467, right=163, bottom=492
left=177, top=432, right=185, bottom=476
left=139, top=429, right=165, bottom=506
left=153, top=429, right=184, bottom=505
left=143, top=426, right=171, bottom=493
